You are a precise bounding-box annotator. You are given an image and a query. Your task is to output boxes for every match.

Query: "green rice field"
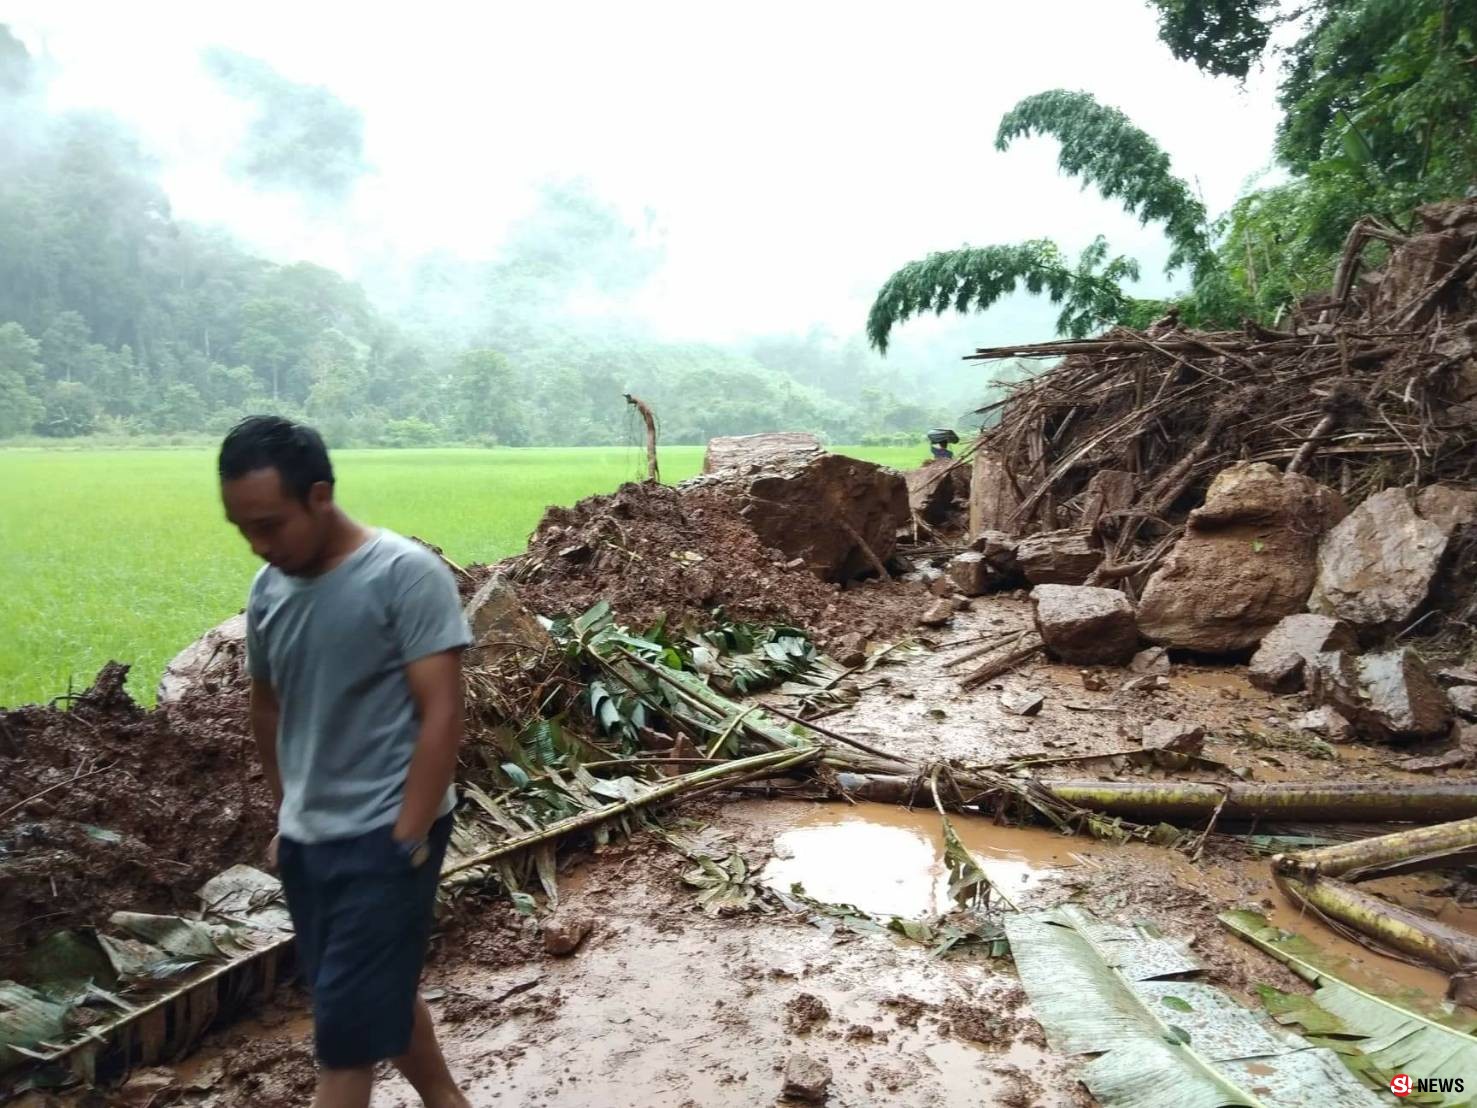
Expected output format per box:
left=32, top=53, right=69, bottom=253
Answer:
left=0, top=444, right=922, bottom=707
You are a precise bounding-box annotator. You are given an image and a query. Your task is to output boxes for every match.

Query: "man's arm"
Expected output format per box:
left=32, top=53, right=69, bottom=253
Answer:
left=249, top=678, right=284, bottom=808
left=393, top=649, right=464, bottom=844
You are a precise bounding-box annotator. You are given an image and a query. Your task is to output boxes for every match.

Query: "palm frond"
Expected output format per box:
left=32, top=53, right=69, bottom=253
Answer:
left=996, top=89, right=1214, bottom=278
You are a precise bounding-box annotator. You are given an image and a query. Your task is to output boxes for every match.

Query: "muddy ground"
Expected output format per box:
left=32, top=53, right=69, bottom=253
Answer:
left=17, top=600, right=1476, bottom=1107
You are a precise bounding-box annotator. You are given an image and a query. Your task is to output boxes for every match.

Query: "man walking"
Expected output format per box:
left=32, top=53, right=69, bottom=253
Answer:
left=220, top=416, right=472, bottom=1108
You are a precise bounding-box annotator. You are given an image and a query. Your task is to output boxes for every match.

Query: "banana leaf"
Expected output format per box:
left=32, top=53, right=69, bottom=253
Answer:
left=682, top=852, right=758, bottom=916
left=1006, top=905, right=1382, bottom=1107
left=0, top=984, right=72, bottom=1073
left=1222, top=910, right=1477, bottom=1105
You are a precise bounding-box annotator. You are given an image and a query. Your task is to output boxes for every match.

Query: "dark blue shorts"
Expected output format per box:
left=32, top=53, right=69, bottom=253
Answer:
left=278, top=813, right=452, bottom=1069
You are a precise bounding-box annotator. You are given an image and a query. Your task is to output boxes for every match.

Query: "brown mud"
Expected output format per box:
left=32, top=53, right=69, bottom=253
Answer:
left=507, top=480, right=926, bottom=645
left=0, top=663, right=272, bottom=973
left=22, top=595, right=1475, bottom=1107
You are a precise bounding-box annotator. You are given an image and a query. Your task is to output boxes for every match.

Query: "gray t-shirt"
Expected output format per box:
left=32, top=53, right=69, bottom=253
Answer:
left=244, top=529, right=472, bottom=843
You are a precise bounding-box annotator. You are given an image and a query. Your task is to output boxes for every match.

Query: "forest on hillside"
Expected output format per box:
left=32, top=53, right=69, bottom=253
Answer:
left=3, top=1, right=1474, bottom=449
left=0, top=28, right=950, bottom=447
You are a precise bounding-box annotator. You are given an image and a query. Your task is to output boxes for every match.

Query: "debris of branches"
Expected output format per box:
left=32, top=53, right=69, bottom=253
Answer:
left=968, top=199, right=1477, bottom=570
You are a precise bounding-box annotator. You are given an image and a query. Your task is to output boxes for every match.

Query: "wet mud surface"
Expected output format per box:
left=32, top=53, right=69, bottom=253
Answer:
left=14, top=594, right=1477, bottom=1106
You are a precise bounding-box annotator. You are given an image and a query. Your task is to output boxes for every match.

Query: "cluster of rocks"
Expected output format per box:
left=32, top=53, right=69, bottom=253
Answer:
left=921, top=458, right=1477, bottom=746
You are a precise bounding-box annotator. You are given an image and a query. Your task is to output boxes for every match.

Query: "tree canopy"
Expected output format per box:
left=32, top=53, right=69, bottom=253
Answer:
left=869, top=0, right=1477, bottom=349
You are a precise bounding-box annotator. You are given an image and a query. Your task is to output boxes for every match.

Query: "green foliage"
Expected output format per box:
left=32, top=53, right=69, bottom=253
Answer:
left=867, top=237, right=1141, bottom=353
left=875, top=2, right=1477, bottom=346
left=996, top=90, right=1214, bottom=277
left=0, top=321, right=41, bottom=436
left=1148, top=0, right=1274, bottom=79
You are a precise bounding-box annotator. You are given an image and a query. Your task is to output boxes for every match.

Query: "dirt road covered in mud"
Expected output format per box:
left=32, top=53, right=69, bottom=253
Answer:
left=15, top=601, right=1473, bottom=1108
left=11, top=205, right=1477, bottom=1103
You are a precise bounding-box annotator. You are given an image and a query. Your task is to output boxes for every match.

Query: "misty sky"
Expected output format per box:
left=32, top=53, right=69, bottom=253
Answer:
left=8, top=0, right=1283, bottom=351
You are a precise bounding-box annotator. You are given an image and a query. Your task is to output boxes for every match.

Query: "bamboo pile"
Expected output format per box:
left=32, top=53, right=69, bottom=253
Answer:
left=968, top=200, right=1477, bottom=564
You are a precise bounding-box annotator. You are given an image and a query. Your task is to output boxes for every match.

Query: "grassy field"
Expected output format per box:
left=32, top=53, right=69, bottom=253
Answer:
left=0, top=444, right=923, bottom=707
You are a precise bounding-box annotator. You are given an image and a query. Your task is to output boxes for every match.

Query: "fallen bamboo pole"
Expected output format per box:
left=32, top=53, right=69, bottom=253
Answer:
left=443, top=746, right=815, bottom=878
left=1044, top=781, right=1477, bottom=823
left=1273, top=816, right=1477, bottom=881
left=1276, top=873, right=1477, bottom=975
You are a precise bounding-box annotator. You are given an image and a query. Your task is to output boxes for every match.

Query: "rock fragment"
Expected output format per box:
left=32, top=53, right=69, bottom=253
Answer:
left=830, top=632, right=867, bottom=669
left=1141, top=719, right=1205, bottom=754
left=157, top=613, right=246, bottom=706
left=463, top=576, right=548, bottom=667
left=947, top=551, right=993, bottom=597
left=1130, top=647, right=1170, bottom=675
left=1309, top=487, right=1449, bottom=633
left=1017, top=530, right=1102, bottom=586
left=1000, top=689, right=1045, bottom=716
left=782, top=1053, right=833, bottom=1103
left=739, top=454, right=910, bottom=582
left=542, top=915, right=594, bottom=957
left=968, top=449, right=1022, bottom=538
left=1137, top=463, right=1345, bottom=653
left=1030, top=584, right=1138, bottom=666
left=1307, top=648, right=1454, bottom=741
left=919, top=599, right=955, bottom=627
left=906, top=458, right=967, bottom=525
left=1292, top=705, right=1355, bottom=743
left=1247, top=614, right=1358, bottom=694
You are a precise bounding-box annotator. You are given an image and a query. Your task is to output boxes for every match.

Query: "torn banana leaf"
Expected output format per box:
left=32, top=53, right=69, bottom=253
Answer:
left=1006, top=905, right=1382, bottom=1107
left=1222, top=910, right=1477, bottom=1105
left=0, top=983, right=73, bottom=1073
left=108, top=913, right=241, bottom=962
left=15, top=931, right=118, bottom=1001
left=197, top=866, right=292, bottom=932
left=682, top=852, right=759, bottom=916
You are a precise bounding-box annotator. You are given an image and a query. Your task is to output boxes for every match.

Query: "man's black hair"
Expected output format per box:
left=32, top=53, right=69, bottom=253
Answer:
left=218, top=416, right=334, bottom=502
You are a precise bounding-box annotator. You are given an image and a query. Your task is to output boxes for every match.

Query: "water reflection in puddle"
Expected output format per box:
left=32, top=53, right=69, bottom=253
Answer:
left=760, top=803, right=1085, bottom=916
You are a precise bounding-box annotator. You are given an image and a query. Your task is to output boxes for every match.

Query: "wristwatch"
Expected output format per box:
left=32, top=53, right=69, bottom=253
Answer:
left=396, top=835, right=430, bottom=868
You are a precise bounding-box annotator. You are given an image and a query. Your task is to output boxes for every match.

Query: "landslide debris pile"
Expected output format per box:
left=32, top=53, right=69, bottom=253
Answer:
left=968, top=198, right=1477, bottom=558
left=0, top=663, right=274, bottom=972
left=506, top=444, right=924, bottom=641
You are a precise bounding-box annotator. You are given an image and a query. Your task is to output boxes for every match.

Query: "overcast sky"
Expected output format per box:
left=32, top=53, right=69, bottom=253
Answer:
left=8, top=0, right=1283, bottom=348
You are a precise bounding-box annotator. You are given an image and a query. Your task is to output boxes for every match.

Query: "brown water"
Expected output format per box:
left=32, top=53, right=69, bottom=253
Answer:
left=762, top=802, right=1090, bottom=916
left=753, top=800, right=1464, bottom=1001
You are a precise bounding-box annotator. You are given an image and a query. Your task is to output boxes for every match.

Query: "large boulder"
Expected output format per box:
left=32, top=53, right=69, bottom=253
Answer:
left=906, top=458, right=968, bottom=525
left=968, top=448, right=1022, bottom=539
left=1307, top=647, right=1454, bottom=741
left=702, top=432, right=822, bottom=475
left=740, top=453, right=910, bottom=582
left=1247, top=614, right=1358, bottom=694
left=1308, top=487, right=1453, bottom=634
left=1017, top=530, right=1102, bottom=586
left=157, top=613, right=247, bottom=705
left=1136, top=463, right=1346, bottom=653
left=1031, top=584, right=1139, bottom=666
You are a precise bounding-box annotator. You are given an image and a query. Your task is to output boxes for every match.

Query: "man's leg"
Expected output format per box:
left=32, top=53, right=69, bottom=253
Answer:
left=314, top=1066, right=373, bottom=1108
left=391, top=995, right=471, bottom=1108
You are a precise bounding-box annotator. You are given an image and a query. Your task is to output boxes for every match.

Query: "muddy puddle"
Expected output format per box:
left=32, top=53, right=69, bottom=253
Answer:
left=740, top=800, right=1463, bottom=1001
left=760, top=801, right=1089, bottom=916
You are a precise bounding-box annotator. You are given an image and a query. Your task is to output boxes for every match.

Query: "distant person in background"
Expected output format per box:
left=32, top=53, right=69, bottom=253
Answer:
left=218, top=416, right=473, bottom=1108
left=927, top=427, right=960, bottom=460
